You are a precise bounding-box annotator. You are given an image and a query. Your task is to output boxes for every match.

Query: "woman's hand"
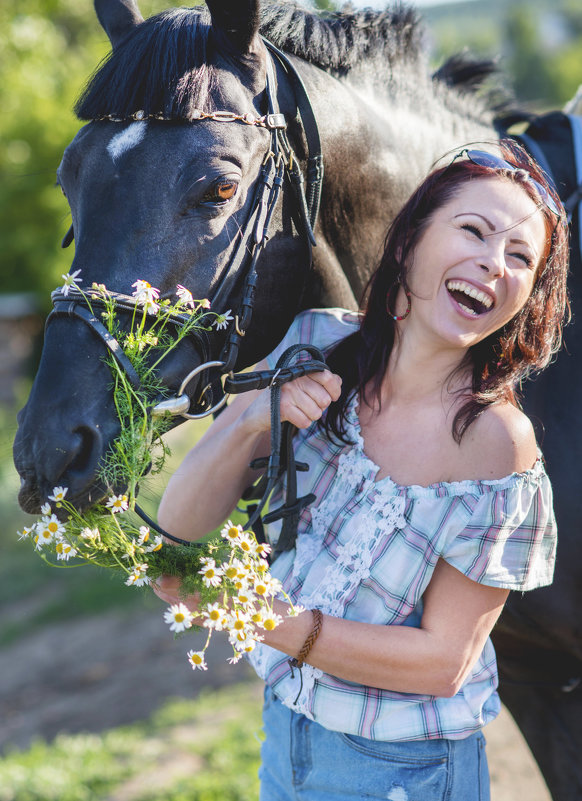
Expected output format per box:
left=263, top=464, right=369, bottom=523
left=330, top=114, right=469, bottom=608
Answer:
left=241, top=369, right=342, bottom=433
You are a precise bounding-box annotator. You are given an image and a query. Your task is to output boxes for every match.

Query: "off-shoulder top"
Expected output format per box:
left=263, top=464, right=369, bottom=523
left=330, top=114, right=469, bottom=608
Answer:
left=247, top=308, right=557, bottom=741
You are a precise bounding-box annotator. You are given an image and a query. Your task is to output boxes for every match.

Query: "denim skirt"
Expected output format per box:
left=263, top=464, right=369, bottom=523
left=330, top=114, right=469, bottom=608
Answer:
left=259, top=689, right=490, bottom=801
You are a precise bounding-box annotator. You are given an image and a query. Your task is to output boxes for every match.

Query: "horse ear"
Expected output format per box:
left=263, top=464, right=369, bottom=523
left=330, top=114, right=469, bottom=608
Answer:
left=206, top=0, right=261, bottom=53
left=94, top=0, right=144, bottom=49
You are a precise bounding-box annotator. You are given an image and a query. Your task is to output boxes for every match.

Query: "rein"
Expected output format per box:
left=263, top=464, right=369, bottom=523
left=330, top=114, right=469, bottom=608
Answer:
left=49, top=40, right=328, bottom=555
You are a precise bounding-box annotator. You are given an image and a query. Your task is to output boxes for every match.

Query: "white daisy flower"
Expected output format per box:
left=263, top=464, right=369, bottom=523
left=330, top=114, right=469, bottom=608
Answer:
left=48, top=486, right=68, bottom=503
left=61, top=269, right=82, bottom=297
left=125, top=564, right=149, bottom=587
left=35, top=514, right=65, bottom=547
left=164, top=603, right=194, bottom=633
left=203, top=602, right=227, bottom=631
left=187, top=650, right=208, bottom=671
left=175, top=284, right=195, bottom=309
left=221, top=519, right=243, bottom=542
left=212, top=309, right=233, bottom=330
left=80, top=527, right=100, bottom=541
left=106, top=494, right=129, bottom=513
left=137, top=526, right=150, bottom=545
left=260, top=611, right=283, bottom=632
left=56, top=540, right=78, bottom=561
left=41, top=502, right=51, bottom=516
left=131, top=280, right=160, bottom=314
left=198, top=558, right=223, bottom=588
left=236, top=533, right=254, bottom=555
left=17, top=525, right=33, bottom=541
left=254, top=541, right=271, bottom=559
left=226, top=609, right=252, bottom=640
left=146, top=535, right=163, bottom=553
left=227, top=653, right=244, bottom=664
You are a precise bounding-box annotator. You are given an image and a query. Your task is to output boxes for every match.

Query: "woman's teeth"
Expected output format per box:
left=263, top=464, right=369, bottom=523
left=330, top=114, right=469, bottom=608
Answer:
left=446, top=280, right=493, bottom=315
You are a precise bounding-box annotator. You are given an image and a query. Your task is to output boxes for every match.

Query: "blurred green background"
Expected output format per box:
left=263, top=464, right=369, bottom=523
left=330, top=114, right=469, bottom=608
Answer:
left=0, top=0, right=579, bottom=798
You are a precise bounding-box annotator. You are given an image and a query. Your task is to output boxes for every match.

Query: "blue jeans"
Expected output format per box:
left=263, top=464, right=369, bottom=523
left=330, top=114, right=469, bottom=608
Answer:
left=259, top=689, right=490, bottom=801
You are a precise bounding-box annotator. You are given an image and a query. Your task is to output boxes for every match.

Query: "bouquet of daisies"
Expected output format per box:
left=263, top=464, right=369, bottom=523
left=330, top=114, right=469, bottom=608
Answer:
left=17, top=273, right=297, bottom=668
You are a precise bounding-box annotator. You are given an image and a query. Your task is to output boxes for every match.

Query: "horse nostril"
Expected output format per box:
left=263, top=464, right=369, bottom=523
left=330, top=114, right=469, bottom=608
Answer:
left=68, top=425, right=104, bottom=479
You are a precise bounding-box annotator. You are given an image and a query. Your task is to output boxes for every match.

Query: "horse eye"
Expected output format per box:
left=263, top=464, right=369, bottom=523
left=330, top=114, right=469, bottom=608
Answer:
left=202, top=178, right=238, bottom=204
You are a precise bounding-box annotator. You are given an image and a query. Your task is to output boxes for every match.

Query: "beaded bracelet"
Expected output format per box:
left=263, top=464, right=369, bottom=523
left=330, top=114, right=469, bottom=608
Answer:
left=289, top=608, right=323, bottom=669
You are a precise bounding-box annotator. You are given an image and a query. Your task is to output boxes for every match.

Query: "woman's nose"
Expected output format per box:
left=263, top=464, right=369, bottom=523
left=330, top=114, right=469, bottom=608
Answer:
left=479, top=249, right=505, bottom=277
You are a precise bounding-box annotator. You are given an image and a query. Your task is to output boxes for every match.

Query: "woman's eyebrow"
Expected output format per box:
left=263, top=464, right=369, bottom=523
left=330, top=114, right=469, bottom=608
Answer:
left=454, top=212, right=495, bottom=230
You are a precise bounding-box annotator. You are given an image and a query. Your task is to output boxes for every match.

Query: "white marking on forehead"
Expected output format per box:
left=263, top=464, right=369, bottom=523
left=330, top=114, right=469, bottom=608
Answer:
left=107, top=121, right=147, bottom=161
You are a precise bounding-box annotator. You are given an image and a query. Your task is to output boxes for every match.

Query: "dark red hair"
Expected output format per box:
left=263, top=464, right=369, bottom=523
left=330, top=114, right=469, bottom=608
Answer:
left=323, top=139, right=570, bottom=444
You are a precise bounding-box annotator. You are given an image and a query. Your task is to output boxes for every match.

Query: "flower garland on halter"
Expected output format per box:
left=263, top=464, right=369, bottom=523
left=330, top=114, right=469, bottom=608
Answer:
left=16, top=271, right=300, bottom=669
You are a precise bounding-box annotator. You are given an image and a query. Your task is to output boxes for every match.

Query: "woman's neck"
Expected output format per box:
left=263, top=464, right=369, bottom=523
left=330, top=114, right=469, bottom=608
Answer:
left=381, top=328, right=471, bottom=408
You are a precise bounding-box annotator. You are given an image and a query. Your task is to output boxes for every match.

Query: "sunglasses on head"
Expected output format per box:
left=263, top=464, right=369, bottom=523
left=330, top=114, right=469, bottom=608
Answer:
left=454, top=148, right=563, bottom=218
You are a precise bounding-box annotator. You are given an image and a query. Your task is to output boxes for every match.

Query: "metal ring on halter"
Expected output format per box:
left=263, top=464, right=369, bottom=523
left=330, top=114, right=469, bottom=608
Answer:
left=151, top=360, right=229, bottom=420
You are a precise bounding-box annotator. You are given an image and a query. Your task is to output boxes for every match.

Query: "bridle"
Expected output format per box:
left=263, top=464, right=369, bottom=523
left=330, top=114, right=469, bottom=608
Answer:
left=47, top=40, right=328, bottom=552
left=50, top=40, right=323, bottom=421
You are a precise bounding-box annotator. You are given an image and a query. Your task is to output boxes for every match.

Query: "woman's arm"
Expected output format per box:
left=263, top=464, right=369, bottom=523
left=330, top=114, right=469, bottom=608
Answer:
left=154, top=559, right=508, bottom=697
left=157, top=360, right=342, bottom=541
left=267, top=560, right=508, bottom=697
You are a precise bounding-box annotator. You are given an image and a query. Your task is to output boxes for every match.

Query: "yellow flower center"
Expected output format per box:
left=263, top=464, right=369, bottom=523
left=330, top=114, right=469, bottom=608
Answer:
left=227, top=527, right=239, bottom=539
left=48, top=521, right=59, bottom=533
left=255, top=584, right=267, bottom=596
left=263, top=618, right=277, bottom=631
left=190, top=653, right=203, bottom=665
left=209, top=609, right=220, bottom=620
left=205, top=569, right=215, bottom=578
left=240, top=541, right=251, bottom=552
left=225, top=566, right=238, bottom=579
left=175, top=613, right=185, bottom=623
left=233, top=619, right=245, bottom=630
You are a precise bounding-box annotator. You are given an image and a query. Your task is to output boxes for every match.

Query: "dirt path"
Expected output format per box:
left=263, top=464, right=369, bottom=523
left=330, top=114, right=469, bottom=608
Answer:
left=0, top=605, right=551, bottom=799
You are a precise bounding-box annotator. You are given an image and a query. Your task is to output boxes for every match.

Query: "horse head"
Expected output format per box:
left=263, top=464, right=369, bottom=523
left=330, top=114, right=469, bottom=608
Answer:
left=14, top=0, right=314, bottom=512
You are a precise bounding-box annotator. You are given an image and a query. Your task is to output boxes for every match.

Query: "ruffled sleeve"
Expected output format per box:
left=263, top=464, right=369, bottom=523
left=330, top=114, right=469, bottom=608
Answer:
left=441, top=462, right=557, bottom=591
left=265, top=308, right=361, bottom=370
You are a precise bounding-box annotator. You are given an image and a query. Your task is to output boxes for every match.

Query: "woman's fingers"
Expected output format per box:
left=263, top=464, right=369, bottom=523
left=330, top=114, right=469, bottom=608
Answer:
left=281, top=370, right=342, bottom=428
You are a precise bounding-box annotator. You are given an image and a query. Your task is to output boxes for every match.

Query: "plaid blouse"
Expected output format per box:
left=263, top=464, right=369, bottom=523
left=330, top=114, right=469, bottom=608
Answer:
left=247, top=309, right=557, bottom=741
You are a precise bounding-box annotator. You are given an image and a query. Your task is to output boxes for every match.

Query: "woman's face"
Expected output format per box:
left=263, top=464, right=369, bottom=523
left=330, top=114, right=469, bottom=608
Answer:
left=404, top=176, right=547, bottom=350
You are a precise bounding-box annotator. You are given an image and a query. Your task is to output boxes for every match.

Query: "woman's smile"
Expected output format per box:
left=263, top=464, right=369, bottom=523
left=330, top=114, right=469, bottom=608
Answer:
left=403, top=177, right=546, bottom=348
left=445, top=278, right=495, bottom=317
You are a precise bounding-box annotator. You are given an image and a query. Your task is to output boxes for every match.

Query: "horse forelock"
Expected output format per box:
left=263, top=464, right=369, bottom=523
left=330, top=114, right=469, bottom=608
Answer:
left=75, top=7, right=218, bottom=121
left=74, top=2, right=427, bottom=122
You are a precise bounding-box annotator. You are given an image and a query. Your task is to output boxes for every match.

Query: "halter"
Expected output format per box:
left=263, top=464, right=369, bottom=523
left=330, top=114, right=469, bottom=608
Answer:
left=48, top=41, right=327, bottom=552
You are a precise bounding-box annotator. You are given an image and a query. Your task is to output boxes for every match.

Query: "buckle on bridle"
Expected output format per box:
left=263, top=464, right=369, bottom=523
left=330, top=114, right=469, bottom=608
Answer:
left=151, top=359, right=229, bottom=420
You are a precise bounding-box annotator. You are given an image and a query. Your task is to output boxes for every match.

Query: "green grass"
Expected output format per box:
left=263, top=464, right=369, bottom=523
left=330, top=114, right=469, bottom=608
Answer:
left=0, top=682, right=264, bottom=801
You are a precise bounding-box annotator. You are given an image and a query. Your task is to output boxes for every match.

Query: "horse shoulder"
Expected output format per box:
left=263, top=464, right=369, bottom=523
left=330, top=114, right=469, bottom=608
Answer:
left=459, top=402, right=538, bottom=480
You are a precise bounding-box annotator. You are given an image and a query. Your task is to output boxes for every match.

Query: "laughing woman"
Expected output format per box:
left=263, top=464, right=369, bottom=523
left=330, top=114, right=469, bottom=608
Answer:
left=155, top=140, right=569, bottom=800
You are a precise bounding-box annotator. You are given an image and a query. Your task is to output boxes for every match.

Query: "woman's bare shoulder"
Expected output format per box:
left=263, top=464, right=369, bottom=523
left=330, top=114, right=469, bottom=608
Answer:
left=459, top=403, right=538, bottom=480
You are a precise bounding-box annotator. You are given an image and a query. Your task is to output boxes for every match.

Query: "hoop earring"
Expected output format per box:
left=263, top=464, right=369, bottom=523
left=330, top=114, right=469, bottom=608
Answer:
left=386, top=280, right=411, bottom=321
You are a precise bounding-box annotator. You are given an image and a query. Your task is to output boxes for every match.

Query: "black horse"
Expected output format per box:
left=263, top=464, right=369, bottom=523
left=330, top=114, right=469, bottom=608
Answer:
left=12, top=2, right=582, bottom=798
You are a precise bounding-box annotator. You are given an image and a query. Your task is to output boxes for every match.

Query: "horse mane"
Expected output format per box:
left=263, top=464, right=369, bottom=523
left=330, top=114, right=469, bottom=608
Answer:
left=75, top=2, right=425, bottom=121
left=260, top=2, right=423, bottom=74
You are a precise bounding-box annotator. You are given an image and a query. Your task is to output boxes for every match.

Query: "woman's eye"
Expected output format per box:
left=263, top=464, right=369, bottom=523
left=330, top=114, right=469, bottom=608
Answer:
left=461, top=223, right=483, bottom=240
left=201, top=179, right=238, bottom=204
left=510, top=251, right=533, bottom=268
